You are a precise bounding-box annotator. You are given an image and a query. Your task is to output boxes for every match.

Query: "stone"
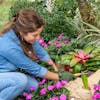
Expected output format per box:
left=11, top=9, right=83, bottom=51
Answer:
left=65, top=70, right=100, bottom=100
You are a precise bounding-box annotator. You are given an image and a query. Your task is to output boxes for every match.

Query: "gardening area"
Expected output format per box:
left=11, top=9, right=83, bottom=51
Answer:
left=0, top=0, right=100, bottom=100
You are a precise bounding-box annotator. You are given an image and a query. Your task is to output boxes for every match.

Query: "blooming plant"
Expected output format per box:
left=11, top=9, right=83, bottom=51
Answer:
left=31, top=78, right=69, bottom=100
left=58, top=43, right=100, bottom=73
left=18, top=78, right=69, bottom=100
left=92, top=80, right=100, bottom=100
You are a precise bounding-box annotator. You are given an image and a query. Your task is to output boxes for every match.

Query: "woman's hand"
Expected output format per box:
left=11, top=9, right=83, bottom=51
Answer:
left=48, top=59, right=59, bottom=72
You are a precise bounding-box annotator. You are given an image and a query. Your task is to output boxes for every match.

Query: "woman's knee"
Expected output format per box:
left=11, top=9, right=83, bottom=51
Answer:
left=13, top=72, right=28, bottom=89
left=25, top=75, right=39, bottom=91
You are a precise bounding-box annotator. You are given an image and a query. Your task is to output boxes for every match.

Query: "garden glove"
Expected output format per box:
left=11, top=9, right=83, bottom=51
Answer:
left=58, top=71, right=76, bottom=82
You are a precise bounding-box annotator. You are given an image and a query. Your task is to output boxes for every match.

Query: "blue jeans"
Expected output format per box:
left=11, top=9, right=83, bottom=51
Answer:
left=0, top=72, right=39, bottom=100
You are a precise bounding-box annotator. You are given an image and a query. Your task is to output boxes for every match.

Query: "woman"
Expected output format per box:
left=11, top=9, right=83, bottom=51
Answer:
left=0, top=9, right=75, bottom=100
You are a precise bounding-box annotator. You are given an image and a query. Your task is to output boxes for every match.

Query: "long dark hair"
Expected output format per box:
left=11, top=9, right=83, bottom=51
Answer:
left=0, top=9, right=45, bottom=61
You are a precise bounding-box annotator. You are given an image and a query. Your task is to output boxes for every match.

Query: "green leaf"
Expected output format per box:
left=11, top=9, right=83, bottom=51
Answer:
left=83, top=45, right=95, bottom=54
left=73, top=64, right=82, bottom=73
left=70, top=57, right=80, bottom=67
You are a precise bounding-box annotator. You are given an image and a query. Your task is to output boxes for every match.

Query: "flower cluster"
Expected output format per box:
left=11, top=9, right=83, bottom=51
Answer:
left=92, top=81, right=100, bottom=100
left=17, top=78, right=69, bottom=100
left=39, top=33, right=70, bottom=49
left=38, top=79, right=69, bottom=100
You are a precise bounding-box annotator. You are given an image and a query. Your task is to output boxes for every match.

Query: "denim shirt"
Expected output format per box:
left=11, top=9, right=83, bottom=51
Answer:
left=0, top=29, right=50, bottom=77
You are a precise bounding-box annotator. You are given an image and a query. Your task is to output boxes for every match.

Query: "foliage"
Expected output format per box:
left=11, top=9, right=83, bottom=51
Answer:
left=53, top=0, right=78, bottom=18
left=9, top=0, right=78, bottom=42
left=75, top=19, right=100, bottom=48
left=0, top=0, right=16, bottom=30
left=59, top=45, right=100, bottom=73
left=42, top=33, right=87, bottom=61
left=9, top=0, right=34, bottom=20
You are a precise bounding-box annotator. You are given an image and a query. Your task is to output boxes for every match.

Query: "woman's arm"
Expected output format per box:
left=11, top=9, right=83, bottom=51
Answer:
left=33, top=41, right=58, bottom=71
left=47, top=59, right=59, bottom=72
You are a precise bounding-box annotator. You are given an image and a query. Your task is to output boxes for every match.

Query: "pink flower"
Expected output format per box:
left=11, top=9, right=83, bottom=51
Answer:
left=93, top=84, right=100, bottom=91
left=47, top=41, right=51, bottom=45
left=29, top=86, right=34, bottom=91
left=23, top=92, right=28, bottom=97
left=55, top=81, right=62, bottom=89
left=59, top=94, right=67, bottom=100
left=61, top=80, right=68, bottom=85
left=39, top=78, right=46, bottom=85
left=94, top=84, right=98, bottom=90
left=98, top=85, right=100, bottom=91
left=48, top=85, right=55, bottom=90
left=48, top=98, right=52, bottom=100
left=39, top=38, right=44, bottom=45
left=56, top=43, right=62, bottom=48
left=92, top=93, right=100, bottom=100
left=40, top=88, right=47, bottom=95
left=57, top=33, right=64, bottom=40
left=76, top=51, right=90, bottom=60
left=26, top=94, right=33, bottom=100
left=43, top=44, right=48, bottom=48
left=53, top=40, right=59, bottom=45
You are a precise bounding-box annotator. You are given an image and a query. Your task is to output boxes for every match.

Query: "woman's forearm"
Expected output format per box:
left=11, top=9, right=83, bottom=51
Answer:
left=45, top=71, right=59, bottom=81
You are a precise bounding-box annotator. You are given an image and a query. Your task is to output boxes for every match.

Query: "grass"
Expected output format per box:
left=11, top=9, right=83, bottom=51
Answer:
left=0, top=0, right=16, bottom=30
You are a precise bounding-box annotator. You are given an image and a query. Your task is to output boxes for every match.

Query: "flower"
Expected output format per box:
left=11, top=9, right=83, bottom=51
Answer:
left=48, top=85, right=55, bottom=90
left=40, top=88, right=47, bottom=95
left=23, top=92, right=28, bottom=97
left=26, top=94, right=33, bottom=100
left=94, top=84, right=99, bottom=91
left=76, top=51, right=90, bottom=60
left=63, top=39, right=71, bottom=44
left=92, top=93, right=100, bottom=100
left=39, top=38, right=44, bottom=44
left=29, top=86, right=34, bottom=91
left=92, top=81, right=100, bottom=100
left=55, top=81, right=62, bottom=89
left=39, top=78, right=46, bottom=85
left=59, top=94, right=67, bottom=100
left=61, top=80, right=68, bottom=85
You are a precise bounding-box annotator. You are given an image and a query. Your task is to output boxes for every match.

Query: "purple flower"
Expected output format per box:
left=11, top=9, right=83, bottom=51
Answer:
left=59, top=94, right=67, bottom=100
left=55, top=81, right=62, bottom=89
left=29, top=86, right=34, bottom=91
left=63, top=39, right=71, bottom=44
left=36, top=56, right=41, bottom=60
left=39, top=78, right=46, bottom=85
left=40, top=88, right=47, bottom=95
left=26, top=94, right=33, bottom=100
left=48, top=85, right=55, bottom=90
left=55, top=43, right=62, bottom=48
left=57, top=33, right=64, bottom=40
left=61, top=80, right=68, bottom=85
